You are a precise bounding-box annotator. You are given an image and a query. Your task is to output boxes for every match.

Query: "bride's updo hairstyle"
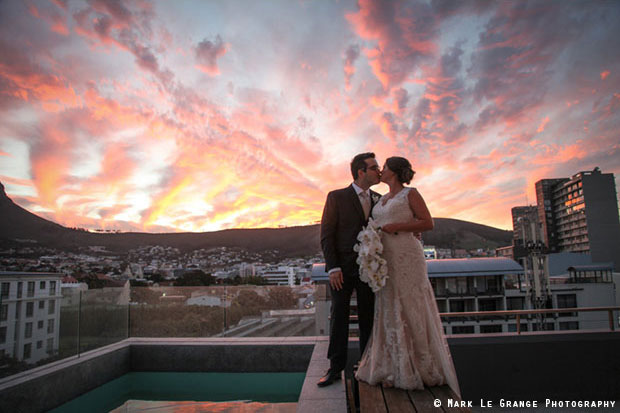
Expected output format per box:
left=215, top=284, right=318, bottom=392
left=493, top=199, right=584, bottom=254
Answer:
left=386, top=156, right=415, bottom=184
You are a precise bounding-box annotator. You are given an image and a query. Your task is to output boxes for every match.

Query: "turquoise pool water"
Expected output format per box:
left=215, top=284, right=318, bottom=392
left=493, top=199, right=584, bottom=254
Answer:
left=50, top=372, right=305, bottom=413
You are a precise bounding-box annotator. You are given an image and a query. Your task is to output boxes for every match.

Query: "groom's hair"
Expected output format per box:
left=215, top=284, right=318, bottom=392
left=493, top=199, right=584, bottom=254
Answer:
left=350, top=152, right=376, bottom=179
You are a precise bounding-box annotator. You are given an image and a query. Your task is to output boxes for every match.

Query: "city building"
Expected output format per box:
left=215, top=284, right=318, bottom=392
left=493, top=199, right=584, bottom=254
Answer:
left=0, top=272, right=62, bottom=364
left=430, top=258, right=616, bottom=334
left=239, top=263, right=256, bottom=277
left=259, top=266, right=295, bottom=286
left=312, top=257, right=619, bottom=335
left=535, top=167, right=620, bottom=269
left=535, top=178, right=567, bottom=253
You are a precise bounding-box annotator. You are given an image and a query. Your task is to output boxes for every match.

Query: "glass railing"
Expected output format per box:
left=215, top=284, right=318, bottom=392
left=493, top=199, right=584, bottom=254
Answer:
left=0, top=283, right=325, bottom=379
left=129, top=285, right=322, bottom=338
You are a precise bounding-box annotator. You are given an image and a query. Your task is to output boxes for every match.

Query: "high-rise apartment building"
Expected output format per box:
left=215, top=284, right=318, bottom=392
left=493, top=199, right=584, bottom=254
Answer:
left=535, top=168, right=620, bottom=269
left=535, top=178, right=568, bottom=253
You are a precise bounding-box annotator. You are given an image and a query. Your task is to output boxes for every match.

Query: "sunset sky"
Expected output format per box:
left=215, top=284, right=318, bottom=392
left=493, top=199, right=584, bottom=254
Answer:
left=1, top=0, right=619, bottom=233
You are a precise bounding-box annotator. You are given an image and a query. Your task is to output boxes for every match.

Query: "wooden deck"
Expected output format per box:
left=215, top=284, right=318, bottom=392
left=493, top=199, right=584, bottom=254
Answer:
left=351, top=379, right=471, bottom=413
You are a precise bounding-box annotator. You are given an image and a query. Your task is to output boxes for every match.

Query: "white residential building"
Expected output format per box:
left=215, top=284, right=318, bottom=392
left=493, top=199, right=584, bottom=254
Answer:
left=0, top=272, right=63, bottom=364
left=259, top=266, right=295, bottom=286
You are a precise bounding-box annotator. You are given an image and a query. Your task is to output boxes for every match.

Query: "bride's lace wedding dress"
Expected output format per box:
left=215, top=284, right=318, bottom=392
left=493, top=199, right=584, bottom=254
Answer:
left=355, top=187, right=460, bottom=395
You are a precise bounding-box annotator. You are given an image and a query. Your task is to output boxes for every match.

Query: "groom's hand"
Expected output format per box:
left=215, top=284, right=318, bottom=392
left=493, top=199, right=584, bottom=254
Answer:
left=329, top=270, right=344, bottom=291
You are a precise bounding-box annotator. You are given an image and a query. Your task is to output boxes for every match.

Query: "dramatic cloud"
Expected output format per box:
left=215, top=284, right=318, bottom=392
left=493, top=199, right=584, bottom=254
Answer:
left=195, top=36, right=227, bottom=76
left=0, top=0, right=618, bottom=233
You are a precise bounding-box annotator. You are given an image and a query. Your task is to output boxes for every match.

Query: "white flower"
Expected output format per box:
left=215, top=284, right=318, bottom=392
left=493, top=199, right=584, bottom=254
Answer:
left=355, top=217, right=388, bottom=292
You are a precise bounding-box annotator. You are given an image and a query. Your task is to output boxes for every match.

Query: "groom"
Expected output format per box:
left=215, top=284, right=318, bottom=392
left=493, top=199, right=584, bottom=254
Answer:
left=317, top=152, right=381, bottom=387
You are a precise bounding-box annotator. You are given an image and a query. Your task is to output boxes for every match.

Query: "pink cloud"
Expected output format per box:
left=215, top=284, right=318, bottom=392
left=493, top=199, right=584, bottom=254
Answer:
left=346, top=0, right=438, bottom=90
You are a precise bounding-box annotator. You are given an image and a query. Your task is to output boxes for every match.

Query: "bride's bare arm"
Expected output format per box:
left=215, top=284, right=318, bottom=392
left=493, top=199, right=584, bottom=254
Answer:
left=381, top=189, right=434, bottom=234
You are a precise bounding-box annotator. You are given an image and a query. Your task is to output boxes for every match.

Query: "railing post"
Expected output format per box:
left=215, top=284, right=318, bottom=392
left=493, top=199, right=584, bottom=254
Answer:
left=516, top=314, right=521, bottom=335
left=609, top=310, right=615, bottom=331
left=77, top=289, right=82, bottom=358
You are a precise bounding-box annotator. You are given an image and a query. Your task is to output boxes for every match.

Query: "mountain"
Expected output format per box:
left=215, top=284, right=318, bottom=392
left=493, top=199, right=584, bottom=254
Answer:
left=0, top=182, right=512, bottom=255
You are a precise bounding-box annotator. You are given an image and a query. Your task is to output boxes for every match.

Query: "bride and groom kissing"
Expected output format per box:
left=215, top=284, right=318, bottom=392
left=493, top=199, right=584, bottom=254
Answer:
left=318, top=152, right=460, bottom=395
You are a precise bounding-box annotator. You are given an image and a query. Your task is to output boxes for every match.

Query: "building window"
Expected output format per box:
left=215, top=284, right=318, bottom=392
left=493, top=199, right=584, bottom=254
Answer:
left=449, top=300, right=465, bottom=312
left=0, top=326, right=6, bottom=343
left=25, top=322, right=33, bottom=339
left=559, top=321, right=579, bottom=331
left=480, top=325, right=503, bottom=334
left=39, top=300, right=45, bottom=310
left=46, top=338, right=54, bottom=354
left=507, top=297, right=525, bottom=310
left=37, top=340, right=43, bottom=349
left=26, top=302, right=34, bottom=317
left=1, top=282, right=9, bottom=299
left=1, top=304, right=7, bottom=321
left=17, top=282, right=22, bottom=298
left=479, top=299, right=498, bottom=312
left=451, top=326, right=475, bottom=334
left=40, top=281, right=46, bottom=290
left=38, top=320, right=44, bottom=329
left=15, top=302, right=20, bottom=318
left=49, top=281, right=57, bottom=295
left=508, top=323, right=529, bottom=332
left=23, top=343, right=31, bottom=359
left=27, top=282, right=35, bottom=297
left=557, top=294, right=577, bottom=317
left=48, top=300, right=56, bottom=315
left=47, top=319, right=54, bottom=334
left=532, top=322, right=555, bottom=331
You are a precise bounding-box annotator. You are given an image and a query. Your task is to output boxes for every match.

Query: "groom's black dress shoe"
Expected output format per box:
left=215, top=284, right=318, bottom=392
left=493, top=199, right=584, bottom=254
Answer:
left=317, top=369, right=341, bottom=387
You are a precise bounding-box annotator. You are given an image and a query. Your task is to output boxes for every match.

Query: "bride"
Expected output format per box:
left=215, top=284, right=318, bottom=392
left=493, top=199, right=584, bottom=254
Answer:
left=355, top=156, right=460, bottom=396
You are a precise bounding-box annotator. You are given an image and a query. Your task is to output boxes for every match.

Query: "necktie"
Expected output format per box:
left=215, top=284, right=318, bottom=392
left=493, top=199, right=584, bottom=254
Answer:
left=360, top=191, right=371, bottom=220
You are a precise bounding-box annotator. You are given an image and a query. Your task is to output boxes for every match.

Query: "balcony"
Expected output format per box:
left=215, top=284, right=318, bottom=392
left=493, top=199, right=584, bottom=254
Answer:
left=1, top=285, right=619, bottom=412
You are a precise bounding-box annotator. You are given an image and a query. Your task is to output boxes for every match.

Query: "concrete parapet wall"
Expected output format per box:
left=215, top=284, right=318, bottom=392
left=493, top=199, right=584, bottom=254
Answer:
left=0, top=342, right=130, bottom=413
left=448, top=331, right=620, bottom=402
left=130, top=338, right=314, bottom=372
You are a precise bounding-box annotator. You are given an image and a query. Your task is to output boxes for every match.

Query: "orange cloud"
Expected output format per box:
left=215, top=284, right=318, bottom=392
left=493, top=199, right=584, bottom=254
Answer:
left=31, top=154, right=68, bottom=209
left=536, top=116, right=550, bottom=133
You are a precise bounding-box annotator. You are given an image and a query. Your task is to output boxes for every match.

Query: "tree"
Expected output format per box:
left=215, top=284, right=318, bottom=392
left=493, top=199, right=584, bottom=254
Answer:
left=149, top=272, right=164, bottom=283
left=78, top=274, right=106, bottom=289
left=267, top=286, right=297, bottom=309
left=174, top=270, right=215, bottom=286
left=240, top=275, right=268, bottom=285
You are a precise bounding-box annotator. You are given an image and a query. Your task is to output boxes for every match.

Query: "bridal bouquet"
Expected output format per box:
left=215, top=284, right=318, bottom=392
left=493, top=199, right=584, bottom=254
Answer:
left=353, top=218, right=388, bottom=292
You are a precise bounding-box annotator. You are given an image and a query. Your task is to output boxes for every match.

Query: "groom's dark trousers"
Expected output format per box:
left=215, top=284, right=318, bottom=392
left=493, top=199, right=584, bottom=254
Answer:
left=321, top=185, right=376, bottom=373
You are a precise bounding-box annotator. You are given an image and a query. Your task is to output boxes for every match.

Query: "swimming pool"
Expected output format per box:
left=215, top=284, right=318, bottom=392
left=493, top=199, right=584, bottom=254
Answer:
left=49, top=372, right=305, bottom=413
